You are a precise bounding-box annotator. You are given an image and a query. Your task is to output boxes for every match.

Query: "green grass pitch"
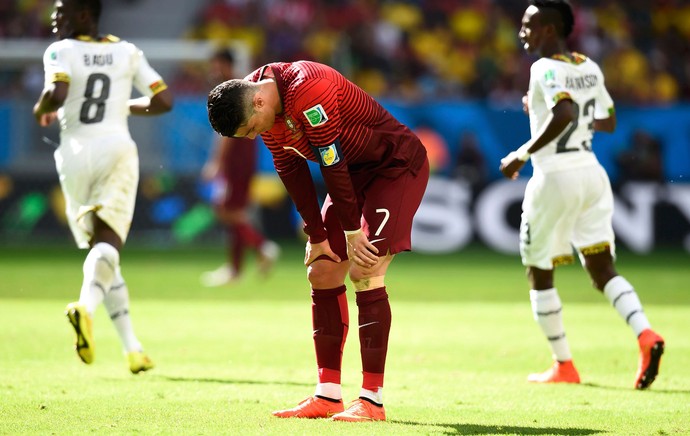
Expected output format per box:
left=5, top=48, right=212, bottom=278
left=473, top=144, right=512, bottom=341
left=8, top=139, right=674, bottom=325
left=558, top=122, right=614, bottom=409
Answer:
left=1, top=243, right=689, bottom=435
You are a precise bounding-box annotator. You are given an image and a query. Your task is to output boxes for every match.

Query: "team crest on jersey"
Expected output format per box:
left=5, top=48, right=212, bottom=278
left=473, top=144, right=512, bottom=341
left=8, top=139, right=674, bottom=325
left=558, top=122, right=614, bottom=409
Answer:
left=303, top=104, right=328, bottom=127
left=50, top=51, right=57, bottom=61
left=285, top=116, right=303, bottom=139
left=286, top=116, right=296, bottom=131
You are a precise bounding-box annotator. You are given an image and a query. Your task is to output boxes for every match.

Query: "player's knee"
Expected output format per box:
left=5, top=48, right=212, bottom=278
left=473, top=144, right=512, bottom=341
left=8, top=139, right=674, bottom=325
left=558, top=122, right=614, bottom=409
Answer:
left=350, top=274, right=385, bottom=291
left=84, top=242, right=119, bottom=289
left=307, top=260, right=345, bottom=288
left=589, top=269, right=617, bottom=291
left=585, top=261, right=617, bottom=291
left=527, top=266, right=553, bottom=290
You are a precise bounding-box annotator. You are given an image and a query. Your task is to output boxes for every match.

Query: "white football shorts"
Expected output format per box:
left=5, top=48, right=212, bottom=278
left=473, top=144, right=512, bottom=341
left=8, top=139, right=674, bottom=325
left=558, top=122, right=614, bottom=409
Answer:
left=519, top=163, right=616, bottom=269
left=54, top=135, right=139, bottom=249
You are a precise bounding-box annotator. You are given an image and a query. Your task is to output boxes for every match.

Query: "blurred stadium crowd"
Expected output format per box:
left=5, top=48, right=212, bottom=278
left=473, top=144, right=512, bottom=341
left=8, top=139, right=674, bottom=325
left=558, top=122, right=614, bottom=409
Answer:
left=2, top=0, right=690, bottom=105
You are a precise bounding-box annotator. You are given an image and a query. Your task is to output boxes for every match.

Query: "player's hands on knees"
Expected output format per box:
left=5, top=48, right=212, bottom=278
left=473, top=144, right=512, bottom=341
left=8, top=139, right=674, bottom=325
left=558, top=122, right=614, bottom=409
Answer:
left=304, top=239, right=341, bottom=266
left=345, top=228, right=379, bottom=268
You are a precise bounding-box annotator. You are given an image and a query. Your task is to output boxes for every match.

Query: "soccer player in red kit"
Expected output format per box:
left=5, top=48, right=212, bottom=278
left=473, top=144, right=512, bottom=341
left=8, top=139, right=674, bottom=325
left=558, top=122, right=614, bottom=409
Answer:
left=200, top=49, right=279, bottom=286
left=207, top=61, right=429, bottom=421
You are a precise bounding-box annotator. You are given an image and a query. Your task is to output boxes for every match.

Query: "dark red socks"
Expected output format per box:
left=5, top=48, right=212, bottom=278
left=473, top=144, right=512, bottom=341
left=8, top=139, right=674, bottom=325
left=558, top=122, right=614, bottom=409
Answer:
left=311, top=285, right=349, bottom=383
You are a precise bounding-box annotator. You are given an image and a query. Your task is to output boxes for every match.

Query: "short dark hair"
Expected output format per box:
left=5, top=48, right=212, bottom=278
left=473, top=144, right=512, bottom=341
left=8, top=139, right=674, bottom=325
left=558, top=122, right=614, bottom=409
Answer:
left=529, top=0, right=574, bottom=38
left=207, top=80, right=256, bottom=137
left=74, top=0, right=102, bottom=22
left=211, top=48, right=235, bottom=64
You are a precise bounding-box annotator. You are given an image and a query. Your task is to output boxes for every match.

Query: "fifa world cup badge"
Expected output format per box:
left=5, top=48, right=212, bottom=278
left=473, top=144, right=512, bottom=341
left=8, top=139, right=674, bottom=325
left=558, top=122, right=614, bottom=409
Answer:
left=303, top=104, right=328, bottom=127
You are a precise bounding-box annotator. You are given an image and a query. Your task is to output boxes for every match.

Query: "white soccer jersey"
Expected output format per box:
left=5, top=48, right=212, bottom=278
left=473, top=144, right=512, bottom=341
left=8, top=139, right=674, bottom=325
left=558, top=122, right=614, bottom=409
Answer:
left=527, top=53, right=614, bottom=173
left=42, top=35, right=167, bottom=248
left=42, top=35, right=166, bottom=139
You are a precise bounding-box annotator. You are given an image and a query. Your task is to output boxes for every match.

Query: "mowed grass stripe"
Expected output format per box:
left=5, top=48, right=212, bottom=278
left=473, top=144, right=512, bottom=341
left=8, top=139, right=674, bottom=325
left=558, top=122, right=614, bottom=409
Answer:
left=0, top=299, right=688, bottom=435
left=1, top=243, right=688, bottom=304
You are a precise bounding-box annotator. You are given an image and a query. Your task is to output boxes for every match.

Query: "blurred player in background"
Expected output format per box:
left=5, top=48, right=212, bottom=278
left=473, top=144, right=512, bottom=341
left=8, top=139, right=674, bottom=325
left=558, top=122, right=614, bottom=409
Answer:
left=200, top=48, right=279, bottom=287
left=208, top=61, right=429, bottom=421
left=33, top=0, right=173, bottom=373
left=500, top=0, right=664, bottom=389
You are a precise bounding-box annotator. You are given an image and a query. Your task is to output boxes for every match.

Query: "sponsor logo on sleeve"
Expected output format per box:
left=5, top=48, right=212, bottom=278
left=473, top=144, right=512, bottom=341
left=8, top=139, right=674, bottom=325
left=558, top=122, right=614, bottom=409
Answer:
left=317, top=143, right=340, bottom=166
left=303, top=104, right=328, bottom=127
left=311, top=139, right=343, bottom=167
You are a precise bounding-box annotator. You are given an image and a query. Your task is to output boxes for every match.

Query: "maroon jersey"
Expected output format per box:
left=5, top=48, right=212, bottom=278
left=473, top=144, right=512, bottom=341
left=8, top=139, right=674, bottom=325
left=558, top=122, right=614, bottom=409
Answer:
left=246, top=61, right=427, bottom=243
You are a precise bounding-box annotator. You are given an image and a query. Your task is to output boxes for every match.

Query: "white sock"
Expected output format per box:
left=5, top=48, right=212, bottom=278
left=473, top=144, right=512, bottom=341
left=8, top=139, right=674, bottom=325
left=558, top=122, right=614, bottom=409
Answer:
left=103, top=267, right=142, bottom=353
left=315, top=382, right=342, bottom=401
left=530, top=288, right=572, bottom=362
left=603, top=276, right=651, bottom=336
left=359, top=387, right=383, bottom=406
left=79, top=242, right=119, bottom=314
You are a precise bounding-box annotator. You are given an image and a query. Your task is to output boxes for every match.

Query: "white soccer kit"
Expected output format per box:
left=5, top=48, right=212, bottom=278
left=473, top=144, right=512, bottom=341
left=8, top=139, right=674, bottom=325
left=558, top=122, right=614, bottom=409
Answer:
left=520, top=53, right=616, bottom=269
left=42, top=35, right=167, bottom=248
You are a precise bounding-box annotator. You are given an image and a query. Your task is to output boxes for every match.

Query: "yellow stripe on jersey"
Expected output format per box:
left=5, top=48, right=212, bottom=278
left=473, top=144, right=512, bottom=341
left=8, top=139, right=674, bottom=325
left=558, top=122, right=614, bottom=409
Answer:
left=553, top=92, right=572, bottom=104
left=75, top=34, right=121, bottom=43
left=51, top=72, right=70, bottom=84
left=551, top=52, right=587, bottom=65
left=149, top=80, right=168, bottom=96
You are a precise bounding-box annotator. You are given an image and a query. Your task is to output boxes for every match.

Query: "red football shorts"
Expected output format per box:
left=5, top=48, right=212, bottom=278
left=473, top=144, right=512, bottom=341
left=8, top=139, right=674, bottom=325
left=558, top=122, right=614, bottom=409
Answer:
left=322, top=159, right=429, bottom=260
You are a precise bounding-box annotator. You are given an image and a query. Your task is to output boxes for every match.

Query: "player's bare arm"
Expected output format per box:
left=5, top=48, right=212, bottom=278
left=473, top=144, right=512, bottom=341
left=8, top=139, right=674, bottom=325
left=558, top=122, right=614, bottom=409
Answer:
left=593, top=110, right=616, bottom=132
left=500, top=99, right=575, bottom=179
left=33, top=81, right=68, bottom=126
left=128, top=88, right=173, bottom=116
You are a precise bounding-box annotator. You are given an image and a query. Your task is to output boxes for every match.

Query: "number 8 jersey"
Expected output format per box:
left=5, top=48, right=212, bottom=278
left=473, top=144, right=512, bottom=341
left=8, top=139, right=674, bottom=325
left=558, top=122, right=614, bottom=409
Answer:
left=42, top=35, right=167, bottom=139
left=526, top=53, right=614, bottom=174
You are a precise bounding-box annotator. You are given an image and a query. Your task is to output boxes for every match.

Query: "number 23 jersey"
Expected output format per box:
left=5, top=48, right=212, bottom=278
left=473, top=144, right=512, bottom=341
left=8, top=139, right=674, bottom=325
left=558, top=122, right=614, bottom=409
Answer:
left=42, top=35, right=167, bottom=139
left=527, top=53, right=614, bottom=174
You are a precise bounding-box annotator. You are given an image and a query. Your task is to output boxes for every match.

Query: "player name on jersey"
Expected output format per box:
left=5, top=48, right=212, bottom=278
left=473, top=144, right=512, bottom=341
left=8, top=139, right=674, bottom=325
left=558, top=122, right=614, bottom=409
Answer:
left=565, top=74, right=598, bottom=90
left=83, top=53, right=113, bottom=67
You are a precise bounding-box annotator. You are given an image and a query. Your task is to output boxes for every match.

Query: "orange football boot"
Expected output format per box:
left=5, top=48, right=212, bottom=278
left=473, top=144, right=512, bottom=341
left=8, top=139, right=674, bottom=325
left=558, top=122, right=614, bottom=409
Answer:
left=635, top=329, right=665, bottom=390
left=272, top=396, right=344, bottom=419
left=527, top=360, right=581, bottom=384
left=331, top=398, right=386, bottom=422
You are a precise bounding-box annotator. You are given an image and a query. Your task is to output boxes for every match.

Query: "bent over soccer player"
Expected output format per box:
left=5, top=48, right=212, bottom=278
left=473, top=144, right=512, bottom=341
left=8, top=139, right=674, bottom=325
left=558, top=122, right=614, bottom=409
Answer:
left=208, top=61, right=429, bottom=421
left=500, top=0, right=664, bottom=389
left=33, top=0, right=173, bottom=373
